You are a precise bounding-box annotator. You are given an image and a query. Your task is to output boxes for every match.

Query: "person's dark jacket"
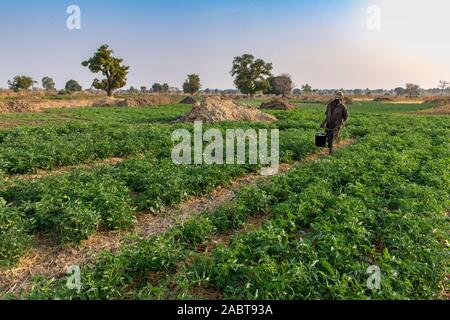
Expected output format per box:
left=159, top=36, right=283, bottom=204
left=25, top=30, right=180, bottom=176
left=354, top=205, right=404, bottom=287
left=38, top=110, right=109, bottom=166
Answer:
left=323, top=99, right=349, bottom=130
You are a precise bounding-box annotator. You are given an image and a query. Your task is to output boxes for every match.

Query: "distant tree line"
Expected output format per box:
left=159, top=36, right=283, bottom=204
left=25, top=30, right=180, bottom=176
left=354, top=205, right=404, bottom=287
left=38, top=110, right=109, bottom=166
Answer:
left=5, top=44, right=449, bottom=98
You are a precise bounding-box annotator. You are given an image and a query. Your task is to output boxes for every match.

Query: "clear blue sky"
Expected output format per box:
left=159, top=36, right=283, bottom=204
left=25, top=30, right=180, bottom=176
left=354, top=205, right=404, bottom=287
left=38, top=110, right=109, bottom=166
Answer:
left=1, top=0, right=448, bottom=90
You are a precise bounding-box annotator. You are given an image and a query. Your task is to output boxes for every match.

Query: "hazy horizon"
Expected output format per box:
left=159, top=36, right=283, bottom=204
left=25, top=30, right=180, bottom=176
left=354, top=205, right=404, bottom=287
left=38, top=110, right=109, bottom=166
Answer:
left=1, top=0, right=449, bottom=90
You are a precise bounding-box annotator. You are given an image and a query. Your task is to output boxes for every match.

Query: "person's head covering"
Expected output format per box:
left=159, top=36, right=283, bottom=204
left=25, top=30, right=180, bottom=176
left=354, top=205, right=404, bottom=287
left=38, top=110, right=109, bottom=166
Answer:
left=335, top=91, right=345, bottom=100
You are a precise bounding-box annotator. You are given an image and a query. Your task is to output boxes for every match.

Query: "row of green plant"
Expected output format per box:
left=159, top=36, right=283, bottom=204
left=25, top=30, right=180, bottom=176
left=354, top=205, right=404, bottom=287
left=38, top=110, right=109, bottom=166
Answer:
left=41, top=104, right=190, bottom=125
left=0, top=107, right=324, bottom=174
left=0, top=124, right=321, bottom=267
left=9, top=113, right=449, bottom=299
left=179, top=126, right=448, bottom=300
left=0, top=110, right=440, bottom=267
left=0, top=104, right=190, bottom=130
left=13, top=182, right=281, bottom=299
left=1, top=100, right=431, bottom=174
left=0, top=160, right=252, bottom=267
left=0, top=122, right=174, bottom=174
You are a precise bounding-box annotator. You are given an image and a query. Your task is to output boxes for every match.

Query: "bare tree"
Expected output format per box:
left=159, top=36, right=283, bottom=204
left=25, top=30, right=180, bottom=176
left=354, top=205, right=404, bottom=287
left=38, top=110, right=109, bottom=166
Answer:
left=438, top=80, right=449, bottom=95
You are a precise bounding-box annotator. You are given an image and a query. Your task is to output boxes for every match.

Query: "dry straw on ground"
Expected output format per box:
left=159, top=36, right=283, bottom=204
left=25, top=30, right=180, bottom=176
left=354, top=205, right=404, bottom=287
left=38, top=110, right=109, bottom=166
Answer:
left=0, top=95, right=176, bottom=113
left=0, top=100, right=39, bottom=112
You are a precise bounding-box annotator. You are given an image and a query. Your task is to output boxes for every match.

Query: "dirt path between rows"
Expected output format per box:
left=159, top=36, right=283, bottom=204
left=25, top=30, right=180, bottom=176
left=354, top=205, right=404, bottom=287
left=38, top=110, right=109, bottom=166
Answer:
left=0, top=139, right=355, bottom=297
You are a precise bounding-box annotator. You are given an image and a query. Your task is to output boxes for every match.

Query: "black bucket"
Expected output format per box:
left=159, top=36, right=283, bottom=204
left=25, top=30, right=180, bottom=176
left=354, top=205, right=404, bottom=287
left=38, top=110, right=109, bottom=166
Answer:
left=315, top=132, right=327, bottom=147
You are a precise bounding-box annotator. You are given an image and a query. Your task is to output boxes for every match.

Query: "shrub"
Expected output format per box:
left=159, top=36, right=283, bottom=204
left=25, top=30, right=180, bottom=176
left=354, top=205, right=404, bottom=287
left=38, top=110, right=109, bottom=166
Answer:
left=172, top=218, right=216, bottom=248
left=36, top=200, right=102, bottom=244
left=0, top=198, right=32, bottom=267
left=10, top=169, right=135, bottom=243
left=206, top=203, right=247, bottom=233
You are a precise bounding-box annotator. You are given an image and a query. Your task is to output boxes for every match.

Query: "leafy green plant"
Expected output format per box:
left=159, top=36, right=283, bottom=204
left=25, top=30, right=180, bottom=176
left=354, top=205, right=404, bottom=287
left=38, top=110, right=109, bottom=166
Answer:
left=4, top=169, right=134, bottom=243
left=0, top=198, right=32, bottom=267
left=171, top=218, right=216, bottom=248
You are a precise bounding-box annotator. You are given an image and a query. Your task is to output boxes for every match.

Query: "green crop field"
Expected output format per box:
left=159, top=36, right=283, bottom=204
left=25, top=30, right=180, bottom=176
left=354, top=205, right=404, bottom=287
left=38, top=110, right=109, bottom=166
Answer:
left=0, top=104, right=190, bottom=130
left=2, top=0, right=449, bottom=310
left=0, top=101, right=448, bottom=300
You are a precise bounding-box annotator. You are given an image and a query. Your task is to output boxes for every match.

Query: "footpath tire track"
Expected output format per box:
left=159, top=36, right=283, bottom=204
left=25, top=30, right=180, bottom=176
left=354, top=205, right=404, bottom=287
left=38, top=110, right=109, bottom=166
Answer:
left=0, top=139, right=355, bottom=297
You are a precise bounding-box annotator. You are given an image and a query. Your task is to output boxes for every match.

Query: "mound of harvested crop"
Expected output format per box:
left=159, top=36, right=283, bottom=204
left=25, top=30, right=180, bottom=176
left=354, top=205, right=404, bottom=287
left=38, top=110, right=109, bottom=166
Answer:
left=92, top=96, right=173, bottom=108
left=179, top=97, right=277, bottom=123
left=148, top=95, right=175, bottom=105
left=180, top=96, right=197, bottom=104
left=0, top=100, right=39, bottom=113
left=124, top=97, right=155, bottom=107
left=260, top=97, right=295, bottom=110
left=126, top=95, right=175, bottom=106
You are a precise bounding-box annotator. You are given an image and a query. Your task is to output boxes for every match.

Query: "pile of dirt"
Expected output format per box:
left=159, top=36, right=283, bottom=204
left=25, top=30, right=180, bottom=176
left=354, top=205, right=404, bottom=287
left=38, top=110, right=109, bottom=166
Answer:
left=124, top=97, right=156, bottom=107
left=179, top=97, right=277, bottom=123
left=0, top=100, right=40, bottom=113
left=260, top=97, right=296, bottom=110
left=179, top=96, right=197, bottom=104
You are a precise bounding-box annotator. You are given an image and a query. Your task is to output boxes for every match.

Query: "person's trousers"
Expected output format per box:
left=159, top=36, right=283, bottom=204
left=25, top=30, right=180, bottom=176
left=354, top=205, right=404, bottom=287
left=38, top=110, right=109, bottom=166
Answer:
left=326, top=128, right=340, bottom=149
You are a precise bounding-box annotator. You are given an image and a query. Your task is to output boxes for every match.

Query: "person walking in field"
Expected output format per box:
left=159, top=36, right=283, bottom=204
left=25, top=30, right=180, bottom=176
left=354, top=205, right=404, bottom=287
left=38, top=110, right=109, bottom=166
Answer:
left=321, top=91, right=349, bottom=155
